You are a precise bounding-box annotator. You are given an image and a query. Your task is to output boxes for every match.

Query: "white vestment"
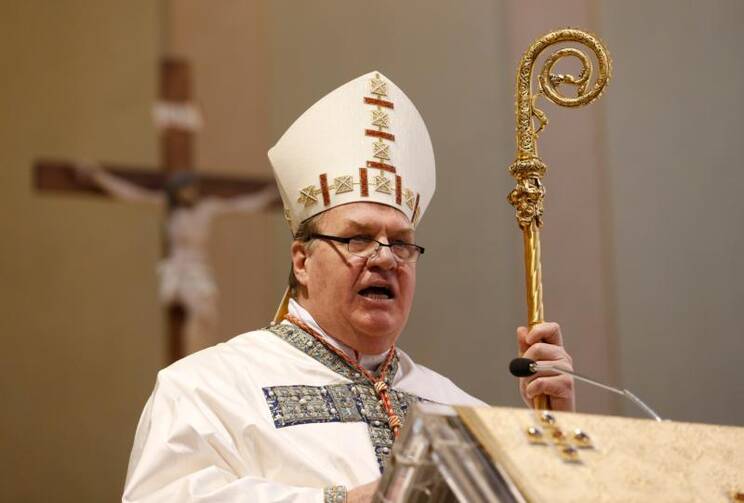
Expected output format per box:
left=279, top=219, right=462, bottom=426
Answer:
left=123, top=301, right=484, bottom=502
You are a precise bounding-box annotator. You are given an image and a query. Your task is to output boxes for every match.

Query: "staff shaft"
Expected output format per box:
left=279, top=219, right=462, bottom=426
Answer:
left=521, top=221, right=550, bottom=411
left=522, top=221, right=544, bottom=328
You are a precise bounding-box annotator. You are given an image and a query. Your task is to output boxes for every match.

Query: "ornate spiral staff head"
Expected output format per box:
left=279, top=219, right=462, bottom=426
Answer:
left=508, top=28, right=612, bottom=229
left=506, top=29, right=612, bottom=410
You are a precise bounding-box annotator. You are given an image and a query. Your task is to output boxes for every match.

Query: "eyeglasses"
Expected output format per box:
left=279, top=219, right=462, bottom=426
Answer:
left=309, top=233, right=425, bottom=263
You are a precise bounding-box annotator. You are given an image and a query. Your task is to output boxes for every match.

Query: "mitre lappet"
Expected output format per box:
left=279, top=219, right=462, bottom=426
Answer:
left=268, top=70, right=436, bottom=319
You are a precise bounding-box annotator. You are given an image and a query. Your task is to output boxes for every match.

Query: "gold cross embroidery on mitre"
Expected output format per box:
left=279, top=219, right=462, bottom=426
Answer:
left=333, top=176, right=354, bottom=194
left=404, top=189, right=416, bottom=210
left=372, top=140, right=391, bottom=161
left=369, top=75, right=388, bottom=97
left=371, top=110, right=390, bottom=129
left=298, top=185, right=321, bottom=207
left=373, top=173, right=392, bottom=194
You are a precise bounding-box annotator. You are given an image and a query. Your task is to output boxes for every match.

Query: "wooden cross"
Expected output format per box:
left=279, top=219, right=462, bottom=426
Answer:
left=33, top=57, right=280, bottom=364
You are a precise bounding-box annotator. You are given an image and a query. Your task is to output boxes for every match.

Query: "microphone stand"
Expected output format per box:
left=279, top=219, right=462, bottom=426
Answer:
left=532, top=362, right=663, bottom=422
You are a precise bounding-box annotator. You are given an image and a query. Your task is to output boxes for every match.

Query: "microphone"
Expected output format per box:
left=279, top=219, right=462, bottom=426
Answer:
left=509, top=357, right=662, bottom=421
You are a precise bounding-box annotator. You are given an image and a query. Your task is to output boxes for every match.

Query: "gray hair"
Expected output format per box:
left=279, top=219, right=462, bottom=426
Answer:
left=288, top=213, right=326, bottom=297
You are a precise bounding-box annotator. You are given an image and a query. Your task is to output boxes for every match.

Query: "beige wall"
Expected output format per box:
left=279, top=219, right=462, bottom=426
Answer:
left=2, top=1, right=743, bottom=501
left=0, top=2, right=162, bottom=501
left=600, top=0, right=744, bottom=424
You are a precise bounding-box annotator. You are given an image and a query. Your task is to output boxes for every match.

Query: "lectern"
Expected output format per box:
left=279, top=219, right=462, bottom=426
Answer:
left=376, top=403, right=744, bottom=502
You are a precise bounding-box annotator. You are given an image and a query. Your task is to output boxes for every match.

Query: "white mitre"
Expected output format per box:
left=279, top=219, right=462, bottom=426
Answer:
left=268, top=71, right=436, bottom=234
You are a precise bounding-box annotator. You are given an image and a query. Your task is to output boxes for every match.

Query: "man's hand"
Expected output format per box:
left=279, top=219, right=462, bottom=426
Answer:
left=517, top=322, right=575, bottom=412
left=347, top=479, right=379, bottom=503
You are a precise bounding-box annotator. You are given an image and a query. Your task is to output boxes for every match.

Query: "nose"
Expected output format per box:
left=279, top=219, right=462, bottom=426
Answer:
left=367, top=243, right=397, bottom=270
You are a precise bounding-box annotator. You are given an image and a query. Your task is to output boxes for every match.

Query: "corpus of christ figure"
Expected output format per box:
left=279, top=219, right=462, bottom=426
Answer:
left=75, top=164, right=277, bottom=356
left=34, top=58, right=280, bottom=362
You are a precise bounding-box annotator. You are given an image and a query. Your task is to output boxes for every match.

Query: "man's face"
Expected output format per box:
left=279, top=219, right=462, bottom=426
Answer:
left=292, top=202, right=417, bottom=354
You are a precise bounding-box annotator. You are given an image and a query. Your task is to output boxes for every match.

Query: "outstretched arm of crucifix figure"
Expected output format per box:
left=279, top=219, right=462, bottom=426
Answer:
left=200, top=185, right=279, bottom=217
left=76, top=164, right=165, bottom=205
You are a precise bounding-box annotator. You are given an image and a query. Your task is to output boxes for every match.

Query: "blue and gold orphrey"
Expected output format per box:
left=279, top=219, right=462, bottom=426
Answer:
left=323, top=485, right=347, bottom=503
left=295, top=73, right=421, bottom=225
left=264, top=323, right=425, bottom=473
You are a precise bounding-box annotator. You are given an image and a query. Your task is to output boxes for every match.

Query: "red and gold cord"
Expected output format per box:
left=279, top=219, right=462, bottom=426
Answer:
left=284, top=314, right=402, bottom=438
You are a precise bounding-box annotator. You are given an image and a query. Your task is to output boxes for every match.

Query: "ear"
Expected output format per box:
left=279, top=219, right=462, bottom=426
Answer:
left=291, top=241, right=311, bottom=288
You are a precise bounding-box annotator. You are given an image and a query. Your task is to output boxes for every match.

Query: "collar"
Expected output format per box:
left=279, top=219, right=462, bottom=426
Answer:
left=287, top=298, right=389, bottom=372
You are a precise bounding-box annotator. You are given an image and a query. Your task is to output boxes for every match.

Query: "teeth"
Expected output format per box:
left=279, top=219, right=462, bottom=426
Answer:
left=366, top=294, right=389, bottom=300
left=360, top=287, right=392, bottom=299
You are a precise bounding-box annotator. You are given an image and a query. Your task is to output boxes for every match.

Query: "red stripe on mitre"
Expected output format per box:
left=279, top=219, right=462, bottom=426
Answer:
left=366, top=161, right=396, bottom=173
left=395, top=176, right=402, bottom=205
left=364, top=97, right=394, bottom=109
left=319, top=173, right=330, bottom=206
left=359, top=167, right=369, bottom=197
left=365, top=129, right=395, bottom=141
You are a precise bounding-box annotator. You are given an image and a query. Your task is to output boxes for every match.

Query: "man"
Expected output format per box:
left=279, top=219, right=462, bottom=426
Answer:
left=122, top=71, right=574, bottom=503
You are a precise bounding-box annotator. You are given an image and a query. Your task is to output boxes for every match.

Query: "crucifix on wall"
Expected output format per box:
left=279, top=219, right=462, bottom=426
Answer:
left=33, top=58, right=280, bottom=363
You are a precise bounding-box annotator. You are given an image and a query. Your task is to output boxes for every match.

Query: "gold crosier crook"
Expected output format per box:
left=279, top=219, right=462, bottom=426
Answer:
left=507, top=29, right=611, bottom=410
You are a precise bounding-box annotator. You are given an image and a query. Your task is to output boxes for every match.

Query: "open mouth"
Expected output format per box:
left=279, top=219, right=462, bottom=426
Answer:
left=358, top=285, right=395, bottom=300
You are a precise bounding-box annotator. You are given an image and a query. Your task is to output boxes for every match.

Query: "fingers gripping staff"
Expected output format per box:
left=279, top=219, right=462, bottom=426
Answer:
left=506, top=29, right=612, bottom=410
